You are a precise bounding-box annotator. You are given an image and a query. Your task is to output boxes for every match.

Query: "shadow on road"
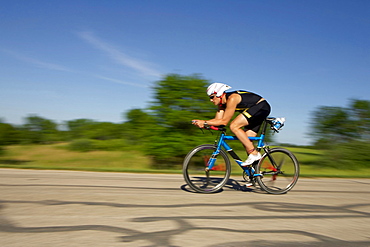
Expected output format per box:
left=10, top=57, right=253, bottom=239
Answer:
left=1, top=197, right=369, bottom=246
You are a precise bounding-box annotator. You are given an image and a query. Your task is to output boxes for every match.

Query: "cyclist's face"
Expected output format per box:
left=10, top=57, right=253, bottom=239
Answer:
left=209, top=94, right=220, bottom=105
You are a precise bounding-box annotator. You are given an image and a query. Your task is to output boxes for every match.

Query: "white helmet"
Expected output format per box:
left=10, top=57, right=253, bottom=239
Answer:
left=206, top=83, right=232, bottom=97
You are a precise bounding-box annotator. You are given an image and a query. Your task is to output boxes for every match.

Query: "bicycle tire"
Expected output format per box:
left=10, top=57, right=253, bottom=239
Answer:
left=183, top=144, right=231, bottom=193
left=256, top=148, right=299, bottom=194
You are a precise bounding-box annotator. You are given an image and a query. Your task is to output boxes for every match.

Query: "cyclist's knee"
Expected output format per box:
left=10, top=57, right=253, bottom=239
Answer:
left=229, top=123, right=244, bottom=134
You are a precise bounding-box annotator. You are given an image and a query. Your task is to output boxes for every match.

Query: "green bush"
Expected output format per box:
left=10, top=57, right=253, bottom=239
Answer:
left=318, top=140, right=370, bottom=169
left=92, top=139, right=130, bottom=151
left=68, top=139, right=95, bottom=152
left=67, top=139, right=131, bottom=152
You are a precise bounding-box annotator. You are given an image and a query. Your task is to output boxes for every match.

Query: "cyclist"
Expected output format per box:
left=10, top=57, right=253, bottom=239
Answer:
left=192, top=82, right=271, bottom=166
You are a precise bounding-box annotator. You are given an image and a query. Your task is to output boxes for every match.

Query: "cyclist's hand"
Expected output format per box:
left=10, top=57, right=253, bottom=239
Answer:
left=192, top=120, right=206, bottom=128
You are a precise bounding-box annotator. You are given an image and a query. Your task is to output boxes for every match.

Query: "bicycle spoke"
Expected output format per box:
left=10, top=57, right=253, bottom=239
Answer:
left=183, top=144, right=231, bottom=193
left=256, top=148, right=299, bottom=194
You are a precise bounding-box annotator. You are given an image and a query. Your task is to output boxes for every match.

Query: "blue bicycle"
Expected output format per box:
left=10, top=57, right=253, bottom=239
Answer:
left=183, top=117, right=299, bottom=194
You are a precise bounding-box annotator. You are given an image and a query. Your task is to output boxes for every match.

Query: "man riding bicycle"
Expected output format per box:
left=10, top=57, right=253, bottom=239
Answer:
left=192, top=82, right=271, bottom=166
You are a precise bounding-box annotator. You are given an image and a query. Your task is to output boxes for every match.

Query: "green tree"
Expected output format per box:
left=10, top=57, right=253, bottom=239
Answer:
left=0, top=123, right=20, bottom=145
left=350, top=99, right=370, bottom=140
left=22, top=115, right=59, bottom=143
left=65, top=119, right=96, bottom=140
left=66, top=119, right=125, bottom=140
left=84, top=122, right=124, bottom=140
left=311, top=106, right=357, bottom=145
left=144, top=74, right=222, bottom=167
left=311, top=99, right=370, bottom=145
left=123, top=109, right=156, bottom=144
left=150, top=73, right=215, bottom=130
left=310, top=99, right=370, bottom=169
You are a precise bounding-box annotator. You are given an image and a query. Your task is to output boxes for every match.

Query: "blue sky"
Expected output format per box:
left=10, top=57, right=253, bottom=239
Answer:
left=1, top=0, right=369, bottom=145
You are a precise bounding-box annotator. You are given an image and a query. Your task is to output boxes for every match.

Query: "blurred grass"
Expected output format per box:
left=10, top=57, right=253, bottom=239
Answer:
left=0, top=143, right=156, bottom=173
left=0, top=143, right=369, bottom=178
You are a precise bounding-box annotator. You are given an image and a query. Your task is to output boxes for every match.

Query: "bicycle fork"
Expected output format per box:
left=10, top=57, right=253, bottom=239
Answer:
left=206, top=133, right=227, bottom=171
left=207, top=137, right=263, bottom=178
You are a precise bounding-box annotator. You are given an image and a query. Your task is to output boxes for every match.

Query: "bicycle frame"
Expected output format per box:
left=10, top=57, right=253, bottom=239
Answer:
left=207, top=121, right=270, bottom=177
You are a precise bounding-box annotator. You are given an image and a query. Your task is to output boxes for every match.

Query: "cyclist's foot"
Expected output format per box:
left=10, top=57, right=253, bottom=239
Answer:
left=245, top=182, right=254, bottom=187
left=241, top=152, right=261, bottom=166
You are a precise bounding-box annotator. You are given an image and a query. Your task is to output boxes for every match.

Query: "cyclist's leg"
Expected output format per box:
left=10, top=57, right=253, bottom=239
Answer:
left=243, top=101, right=271, bottom=142
left=229, top=112, right=268, bottom=156
left=245, top=129, right=257, bottom=137
left=229, top=114, right=256, bottom=155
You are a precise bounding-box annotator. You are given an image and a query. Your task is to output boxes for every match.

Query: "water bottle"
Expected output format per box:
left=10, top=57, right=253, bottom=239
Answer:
left=273, top=117, right=285, bottom=131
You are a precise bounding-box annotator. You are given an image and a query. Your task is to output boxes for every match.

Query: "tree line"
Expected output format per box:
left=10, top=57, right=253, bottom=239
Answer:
left=310, top=98, right=370, bottom=169
left=0, top=74, right=217, bottom=166
left=1, top=73, right=369, bottom=168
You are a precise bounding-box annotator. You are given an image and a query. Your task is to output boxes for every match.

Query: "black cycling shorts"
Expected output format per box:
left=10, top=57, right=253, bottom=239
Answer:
left=240, top=101, right=271, bottom=133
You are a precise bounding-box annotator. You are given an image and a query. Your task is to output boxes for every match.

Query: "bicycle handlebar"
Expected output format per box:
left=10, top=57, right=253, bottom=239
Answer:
left=192, top=121, right=226, bottom=131
left=205, top=125, right=226, bottom=131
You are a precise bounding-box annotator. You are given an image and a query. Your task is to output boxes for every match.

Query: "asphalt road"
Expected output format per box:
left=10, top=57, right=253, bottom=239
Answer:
left=0, top=168, right=369, bottom=247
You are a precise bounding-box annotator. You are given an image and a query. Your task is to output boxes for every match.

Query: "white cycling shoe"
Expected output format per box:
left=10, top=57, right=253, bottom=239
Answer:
left=241, top=152, right=262, bottom=166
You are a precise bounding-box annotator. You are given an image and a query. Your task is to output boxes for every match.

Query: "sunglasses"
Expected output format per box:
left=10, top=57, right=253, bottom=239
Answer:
left=209, top=95, right=216, bottom=99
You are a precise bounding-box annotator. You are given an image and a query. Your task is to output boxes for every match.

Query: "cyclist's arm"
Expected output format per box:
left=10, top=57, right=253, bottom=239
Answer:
left=193, top=94, right=240, bottom=127
left=214, top=107, right=225, bottom=120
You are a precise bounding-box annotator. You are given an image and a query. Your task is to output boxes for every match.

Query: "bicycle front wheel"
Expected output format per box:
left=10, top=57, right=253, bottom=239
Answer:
left=183, top=144, right=231, bottom=193
left=256, top=148, right=299, bottom=194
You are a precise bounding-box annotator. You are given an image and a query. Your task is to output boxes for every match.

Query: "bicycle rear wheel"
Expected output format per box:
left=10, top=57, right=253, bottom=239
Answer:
left=256, top=148, right=299, bottom=194
left=183, top=144, right=231, bottom=193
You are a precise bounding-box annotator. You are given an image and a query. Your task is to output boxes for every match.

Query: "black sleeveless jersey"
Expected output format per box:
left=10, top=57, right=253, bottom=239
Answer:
left=223, top=90, right=263, bottom=111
